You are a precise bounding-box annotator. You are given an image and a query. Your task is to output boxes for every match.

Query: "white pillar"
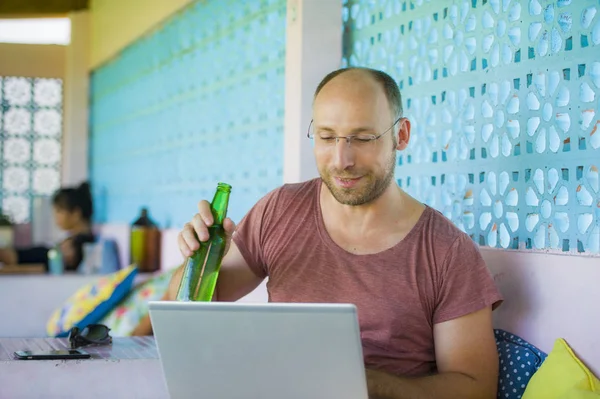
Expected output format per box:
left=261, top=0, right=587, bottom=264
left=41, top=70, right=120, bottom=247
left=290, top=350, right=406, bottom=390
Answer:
left=283, top=0, right=342, bottom=184
left=62, top=11, right=90, bottom=186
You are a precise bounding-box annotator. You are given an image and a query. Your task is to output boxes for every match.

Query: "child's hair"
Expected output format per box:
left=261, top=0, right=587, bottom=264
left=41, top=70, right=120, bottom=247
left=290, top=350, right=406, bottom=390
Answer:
left=52, top=182, right=93, bottom=221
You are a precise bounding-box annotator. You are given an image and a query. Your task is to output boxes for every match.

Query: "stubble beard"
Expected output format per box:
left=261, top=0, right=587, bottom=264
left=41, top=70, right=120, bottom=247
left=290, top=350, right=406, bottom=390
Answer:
left=321, top=150, right=397, bottom=206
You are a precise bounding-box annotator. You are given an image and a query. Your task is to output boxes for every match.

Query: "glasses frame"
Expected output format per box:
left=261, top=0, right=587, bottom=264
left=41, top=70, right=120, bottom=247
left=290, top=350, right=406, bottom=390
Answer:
left=307, top=117, right=403, bottom=147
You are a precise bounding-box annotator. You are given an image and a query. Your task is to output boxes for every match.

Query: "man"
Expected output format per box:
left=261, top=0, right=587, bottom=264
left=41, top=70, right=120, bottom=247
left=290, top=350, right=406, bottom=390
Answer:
left=146, top=67, right=503, bottom=398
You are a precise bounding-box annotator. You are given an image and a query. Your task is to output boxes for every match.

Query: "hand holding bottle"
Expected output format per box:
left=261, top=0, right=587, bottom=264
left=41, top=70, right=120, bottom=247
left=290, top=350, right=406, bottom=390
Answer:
left=176, top=183, right=233, bottom=301
left=177, top=199, right=236, bottom=259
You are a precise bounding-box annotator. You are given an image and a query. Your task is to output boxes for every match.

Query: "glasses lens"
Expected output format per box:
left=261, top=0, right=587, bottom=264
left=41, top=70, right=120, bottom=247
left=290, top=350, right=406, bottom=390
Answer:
left=82, top=324, right=110, bottom=340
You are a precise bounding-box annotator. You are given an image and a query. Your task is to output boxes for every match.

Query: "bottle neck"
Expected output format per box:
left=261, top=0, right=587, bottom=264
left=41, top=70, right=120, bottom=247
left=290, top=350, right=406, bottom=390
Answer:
left=211, top=186, right=231, bottom=226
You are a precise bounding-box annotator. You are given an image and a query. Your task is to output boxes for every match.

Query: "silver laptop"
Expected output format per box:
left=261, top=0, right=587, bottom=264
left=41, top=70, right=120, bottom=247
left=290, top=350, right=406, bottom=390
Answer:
left=148, top=301, right=368, bottom=399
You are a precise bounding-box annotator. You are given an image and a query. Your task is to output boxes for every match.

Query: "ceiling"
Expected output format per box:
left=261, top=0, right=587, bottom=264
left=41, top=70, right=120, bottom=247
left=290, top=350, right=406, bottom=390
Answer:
left=0, top=0, right=89, bottom=17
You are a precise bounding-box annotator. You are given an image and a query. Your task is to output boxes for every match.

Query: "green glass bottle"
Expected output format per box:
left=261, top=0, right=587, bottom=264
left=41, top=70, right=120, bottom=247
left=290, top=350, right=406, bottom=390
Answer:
left=176, top=183, right=232, bottom=302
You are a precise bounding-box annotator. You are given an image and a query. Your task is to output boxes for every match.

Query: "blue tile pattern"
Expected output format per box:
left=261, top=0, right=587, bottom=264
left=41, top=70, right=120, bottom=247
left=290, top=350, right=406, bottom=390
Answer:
left=89, top=0, right=287, bottom=227
left=343, top=0, right=600, bottom=253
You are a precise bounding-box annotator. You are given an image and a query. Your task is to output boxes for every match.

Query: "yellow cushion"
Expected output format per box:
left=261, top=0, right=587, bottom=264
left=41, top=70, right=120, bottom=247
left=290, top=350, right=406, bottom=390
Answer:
left=522, top=338, right=600, bottom=399
left=46, top=265, right=138, bottom=337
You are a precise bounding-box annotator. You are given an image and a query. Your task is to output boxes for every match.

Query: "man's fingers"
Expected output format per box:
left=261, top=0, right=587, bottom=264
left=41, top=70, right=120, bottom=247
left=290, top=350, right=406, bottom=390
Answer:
left=178, top=231, right=194, bottom=257
left=191, top=213, right=210, bottom=241
left=197, top=200, right=214, bottom=226
left=223, top=218, right=236, bottom=237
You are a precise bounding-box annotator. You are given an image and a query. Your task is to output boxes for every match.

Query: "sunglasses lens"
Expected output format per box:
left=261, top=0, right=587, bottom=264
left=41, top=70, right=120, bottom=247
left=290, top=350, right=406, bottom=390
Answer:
left=82, top=325, right=110, bottom=340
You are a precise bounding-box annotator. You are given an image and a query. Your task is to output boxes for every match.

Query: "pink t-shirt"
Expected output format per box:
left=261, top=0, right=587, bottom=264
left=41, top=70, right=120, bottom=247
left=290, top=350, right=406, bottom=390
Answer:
left=232, top=178, right=503, bottom=377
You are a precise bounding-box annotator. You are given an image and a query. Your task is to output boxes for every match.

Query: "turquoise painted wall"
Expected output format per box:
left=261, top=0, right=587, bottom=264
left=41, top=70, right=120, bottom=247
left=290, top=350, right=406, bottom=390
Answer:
left=89, top=0, right=286, bottom=228
left=343, top=0, right=600, bottom=253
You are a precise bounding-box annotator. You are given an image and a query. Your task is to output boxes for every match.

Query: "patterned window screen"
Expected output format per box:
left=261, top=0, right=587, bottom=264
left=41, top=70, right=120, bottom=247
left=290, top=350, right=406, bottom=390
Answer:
left=0, top=76, right=63, bottom=223
left=342, top=0, right=600, bottom=254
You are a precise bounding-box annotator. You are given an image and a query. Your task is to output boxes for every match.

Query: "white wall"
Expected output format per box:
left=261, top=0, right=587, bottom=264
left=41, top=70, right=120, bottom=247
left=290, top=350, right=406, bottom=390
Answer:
left=483, top=248, right=600, bottom=376
left=61, top=11, right=90, bottom=187
left=283, top=0, right=342, bottom=184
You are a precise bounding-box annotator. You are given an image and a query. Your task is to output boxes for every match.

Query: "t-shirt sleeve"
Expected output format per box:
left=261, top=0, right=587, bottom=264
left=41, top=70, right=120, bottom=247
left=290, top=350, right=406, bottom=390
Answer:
left=433, top=233, right=504, bottom=324
left=232, top=189, right=279, bottom=279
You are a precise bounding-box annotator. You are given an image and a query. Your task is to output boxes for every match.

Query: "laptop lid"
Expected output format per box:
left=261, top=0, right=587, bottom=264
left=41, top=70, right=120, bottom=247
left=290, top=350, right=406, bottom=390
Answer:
left=149, top=301, right=368, bottom=399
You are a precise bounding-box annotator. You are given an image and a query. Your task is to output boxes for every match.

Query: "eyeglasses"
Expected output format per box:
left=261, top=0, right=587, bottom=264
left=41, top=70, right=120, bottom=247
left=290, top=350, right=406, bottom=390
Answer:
left=68, top=324, right=112, bottom=349
left=307, top=117, right=402, bottom=149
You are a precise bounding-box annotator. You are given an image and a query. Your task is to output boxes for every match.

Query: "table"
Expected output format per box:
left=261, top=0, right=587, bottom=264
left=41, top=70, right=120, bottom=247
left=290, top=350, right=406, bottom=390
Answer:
left=0, top=337, right=169, bottom=398
left=0, top=263, right=46, bottom=275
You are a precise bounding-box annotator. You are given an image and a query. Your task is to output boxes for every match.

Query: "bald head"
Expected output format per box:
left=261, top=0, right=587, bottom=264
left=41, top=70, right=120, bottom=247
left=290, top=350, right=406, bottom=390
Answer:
left=313, top=67, right=403, bottom=121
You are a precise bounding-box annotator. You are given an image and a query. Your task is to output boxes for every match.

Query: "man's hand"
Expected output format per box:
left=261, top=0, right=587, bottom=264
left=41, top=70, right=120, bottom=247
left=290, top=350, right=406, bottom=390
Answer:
left=175, top=199, right=263, bottom=302
left=178, top=200, right=236, bottom=258
left=365, top=306, right=498, bottom=399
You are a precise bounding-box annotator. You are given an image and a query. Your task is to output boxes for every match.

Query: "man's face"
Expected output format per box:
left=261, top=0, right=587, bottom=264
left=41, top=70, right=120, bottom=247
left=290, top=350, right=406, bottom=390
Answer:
left=312, top=73, right=398, bottom=206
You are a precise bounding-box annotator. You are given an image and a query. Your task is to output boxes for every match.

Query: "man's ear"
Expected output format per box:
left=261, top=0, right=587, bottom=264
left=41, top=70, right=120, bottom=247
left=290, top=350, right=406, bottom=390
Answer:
left=395, top=118, right=411, bottom=151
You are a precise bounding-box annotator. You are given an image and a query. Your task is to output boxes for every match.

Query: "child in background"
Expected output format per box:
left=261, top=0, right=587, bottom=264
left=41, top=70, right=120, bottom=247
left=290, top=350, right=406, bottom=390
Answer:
left=0, top=182, right=96, bottom=271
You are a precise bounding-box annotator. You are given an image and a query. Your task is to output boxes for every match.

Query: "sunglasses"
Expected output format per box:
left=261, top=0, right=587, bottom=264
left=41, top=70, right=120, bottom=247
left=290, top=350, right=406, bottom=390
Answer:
left=68, top=324, right=112, bottom=349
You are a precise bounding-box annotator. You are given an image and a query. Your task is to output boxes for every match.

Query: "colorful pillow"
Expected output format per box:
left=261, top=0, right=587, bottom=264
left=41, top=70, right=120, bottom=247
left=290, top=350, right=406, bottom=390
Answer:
left=99, top=268, right=177, bottom=336
left=494, top=329, right=548, bottom=399
left=522, top=338, right=600, bottom=399
left=46, top=265, right=138, bottom=337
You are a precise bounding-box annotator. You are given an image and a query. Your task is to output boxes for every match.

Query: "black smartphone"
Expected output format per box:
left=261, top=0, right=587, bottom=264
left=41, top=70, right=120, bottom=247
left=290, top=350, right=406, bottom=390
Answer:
left=14, top=349, right=91, bottom=360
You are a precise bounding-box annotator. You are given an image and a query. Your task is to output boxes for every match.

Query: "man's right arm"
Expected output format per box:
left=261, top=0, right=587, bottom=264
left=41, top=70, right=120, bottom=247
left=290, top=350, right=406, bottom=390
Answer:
left=213, top=241, right=264, bottom=301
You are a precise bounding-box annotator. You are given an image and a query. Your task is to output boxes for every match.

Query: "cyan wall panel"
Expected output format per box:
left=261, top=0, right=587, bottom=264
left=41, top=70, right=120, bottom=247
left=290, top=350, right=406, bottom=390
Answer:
left=90, top=0, right=286, bottom=228
left=343, top=0, right=600, bottom=253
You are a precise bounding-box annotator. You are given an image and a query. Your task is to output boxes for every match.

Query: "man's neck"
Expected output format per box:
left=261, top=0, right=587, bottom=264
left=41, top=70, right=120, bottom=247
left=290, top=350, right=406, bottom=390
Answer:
left=319, top=181, right=414, bottom=234
left=318, top=180, right=426, bottom=255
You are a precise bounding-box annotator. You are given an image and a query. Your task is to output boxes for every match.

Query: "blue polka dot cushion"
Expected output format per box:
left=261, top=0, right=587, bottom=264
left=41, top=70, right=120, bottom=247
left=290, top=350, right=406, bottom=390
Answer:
left=495, top=329, right=548, bottom=399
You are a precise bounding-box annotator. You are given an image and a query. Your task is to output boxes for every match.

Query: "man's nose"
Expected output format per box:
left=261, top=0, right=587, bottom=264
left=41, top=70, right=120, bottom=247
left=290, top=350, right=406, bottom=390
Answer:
left=332, top=138, right=355, bottom=170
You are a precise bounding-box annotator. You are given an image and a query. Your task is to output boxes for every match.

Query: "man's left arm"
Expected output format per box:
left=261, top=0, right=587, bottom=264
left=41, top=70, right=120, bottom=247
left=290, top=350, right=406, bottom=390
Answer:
left=367, top=306, right=498, bottom=399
